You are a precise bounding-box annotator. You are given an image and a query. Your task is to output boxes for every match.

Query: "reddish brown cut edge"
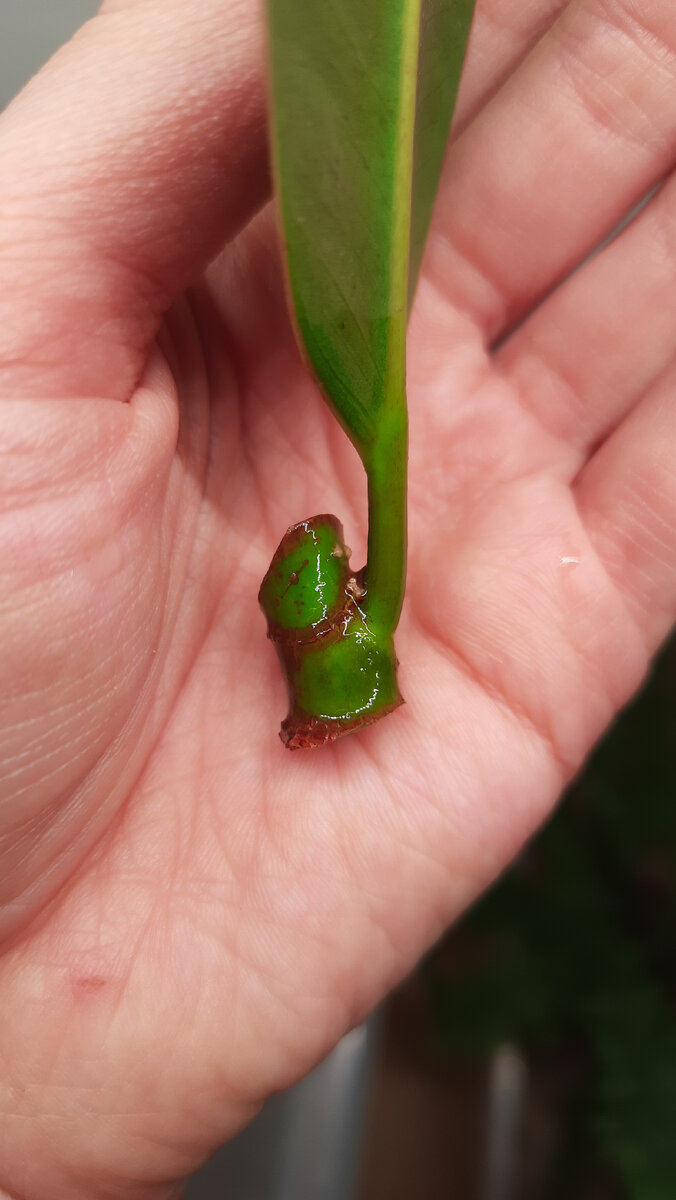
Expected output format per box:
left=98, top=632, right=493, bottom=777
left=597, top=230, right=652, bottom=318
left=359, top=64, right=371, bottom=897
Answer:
left=281, top=695, right=404, bottom=750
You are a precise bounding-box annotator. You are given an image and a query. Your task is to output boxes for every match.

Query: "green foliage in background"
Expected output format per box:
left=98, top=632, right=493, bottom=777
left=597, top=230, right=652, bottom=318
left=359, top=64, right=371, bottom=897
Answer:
left=430, top=636, right=676, bottom=1199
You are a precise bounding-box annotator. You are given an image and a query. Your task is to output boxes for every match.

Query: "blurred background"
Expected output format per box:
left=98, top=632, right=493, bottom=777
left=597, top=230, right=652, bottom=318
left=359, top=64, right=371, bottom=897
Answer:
left=3, top=5, right=675, bottom=1198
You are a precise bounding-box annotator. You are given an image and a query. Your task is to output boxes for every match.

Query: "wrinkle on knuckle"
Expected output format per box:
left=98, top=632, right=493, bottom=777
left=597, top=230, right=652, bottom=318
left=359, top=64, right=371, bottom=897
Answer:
left=596, top=0, right=676, bottom=75
left=424, top=223, right=510, bottom=339
left=645, top=187, right=676, bottom=276
left=556, top=0, right=676, bottom=157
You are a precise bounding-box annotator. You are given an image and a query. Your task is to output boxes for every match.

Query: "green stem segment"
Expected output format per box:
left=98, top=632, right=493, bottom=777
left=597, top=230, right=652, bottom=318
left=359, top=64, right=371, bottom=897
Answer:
left=259, top=516, right=403, bottom=749
left=363, top=411, right=409, bottom=637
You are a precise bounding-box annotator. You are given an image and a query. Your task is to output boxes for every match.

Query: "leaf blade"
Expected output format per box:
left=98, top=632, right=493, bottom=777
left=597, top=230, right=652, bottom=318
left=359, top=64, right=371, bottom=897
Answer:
left=267, top=1, right=476, bottom=453
left=266, top=0, right=420, bottom=455
left=409, top=0, right=476, bottom=304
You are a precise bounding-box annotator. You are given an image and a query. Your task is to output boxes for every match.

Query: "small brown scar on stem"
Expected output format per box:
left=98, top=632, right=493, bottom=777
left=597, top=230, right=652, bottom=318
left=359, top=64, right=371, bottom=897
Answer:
left=346, top=576, right=365, bottom=601
left=281, top=558, right=309, bottom=598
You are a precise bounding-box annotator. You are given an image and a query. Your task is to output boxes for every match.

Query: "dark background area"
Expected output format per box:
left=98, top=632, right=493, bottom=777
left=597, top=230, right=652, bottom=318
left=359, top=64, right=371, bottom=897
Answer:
left=359, top=634, right=676, bottom=1200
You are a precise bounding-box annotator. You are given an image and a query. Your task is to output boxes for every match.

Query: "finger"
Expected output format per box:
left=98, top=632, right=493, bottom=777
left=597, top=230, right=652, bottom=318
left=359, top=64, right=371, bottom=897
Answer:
left=497, top=169, right=676, bottom=455
left=424, top=0, right=676, bottom=341
left=575, top=360, right=676, bottom=651
left=452, top=0, right=572, bottom=131
left=0, top=0, right=266, bottom=401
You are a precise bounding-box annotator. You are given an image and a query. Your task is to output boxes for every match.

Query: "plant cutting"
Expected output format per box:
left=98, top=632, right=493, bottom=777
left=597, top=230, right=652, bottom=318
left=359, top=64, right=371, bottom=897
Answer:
left=261, top=0, right=476, bottom=748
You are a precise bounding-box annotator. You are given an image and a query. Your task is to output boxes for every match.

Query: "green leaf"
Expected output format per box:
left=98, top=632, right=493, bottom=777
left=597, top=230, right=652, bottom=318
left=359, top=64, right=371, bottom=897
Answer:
left=261, top=0, right=475, bottom=739
left=266, top=0, right=475, bottom=457
left=409, top=0, right=476, bottom=303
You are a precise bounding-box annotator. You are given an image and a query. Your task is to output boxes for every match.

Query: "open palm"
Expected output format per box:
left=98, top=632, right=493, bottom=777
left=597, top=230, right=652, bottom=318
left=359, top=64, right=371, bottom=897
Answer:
left=1, top=0, right=675, bottom=1196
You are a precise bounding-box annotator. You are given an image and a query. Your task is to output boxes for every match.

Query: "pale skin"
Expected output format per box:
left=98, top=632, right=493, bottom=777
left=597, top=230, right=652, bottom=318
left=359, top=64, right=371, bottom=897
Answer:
left=0, top=0, right=675, bottom=1195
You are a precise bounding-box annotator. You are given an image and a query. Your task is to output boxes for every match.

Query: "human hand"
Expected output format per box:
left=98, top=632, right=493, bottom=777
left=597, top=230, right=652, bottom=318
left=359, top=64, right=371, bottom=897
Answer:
left=1, top=0, right=674, bottom=1196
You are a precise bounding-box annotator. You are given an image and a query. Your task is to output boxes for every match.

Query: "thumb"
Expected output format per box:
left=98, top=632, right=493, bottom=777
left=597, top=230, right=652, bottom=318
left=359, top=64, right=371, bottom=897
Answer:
left=0, top=0, right=267, bottom=401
